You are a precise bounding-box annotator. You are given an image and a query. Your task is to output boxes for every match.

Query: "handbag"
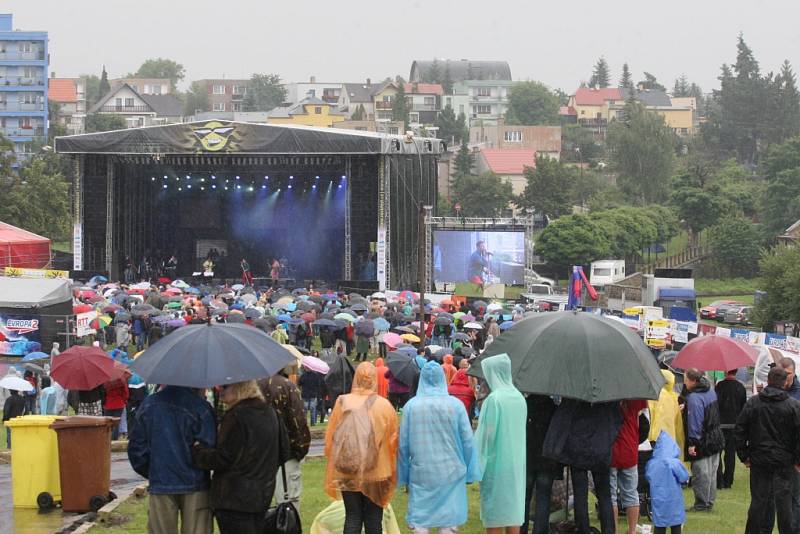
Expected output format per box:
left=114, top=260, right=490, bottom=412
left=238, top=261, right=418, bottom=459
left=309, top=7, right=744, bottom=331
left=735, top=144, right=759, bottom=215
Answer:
left=264, top=421, right=301, bottom=534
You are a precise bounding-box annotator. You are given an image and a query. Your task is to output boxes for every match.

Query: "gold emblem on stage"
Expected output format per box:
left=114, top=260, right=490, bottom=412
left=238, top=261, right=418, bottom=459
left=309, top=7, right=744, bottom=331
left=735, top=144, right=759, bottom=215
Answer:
left=192, top=121, right=236, bottom=152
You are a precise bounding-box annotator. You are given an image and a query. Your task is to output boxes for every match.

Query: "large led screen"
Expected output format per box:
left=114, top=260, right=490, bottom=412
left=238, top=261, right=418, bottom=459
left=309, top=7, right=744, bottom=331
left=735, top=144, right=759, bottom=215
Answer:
left=433, top=230, right=525, bottom=286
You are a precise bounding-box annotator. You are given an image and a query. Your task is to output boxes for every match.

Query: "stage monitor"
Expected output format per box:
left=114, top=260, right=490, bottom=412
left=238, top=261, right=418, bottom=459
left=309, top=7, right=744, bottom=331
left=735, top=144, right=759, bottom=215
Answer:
left=433, top=230, right=525, bottom=288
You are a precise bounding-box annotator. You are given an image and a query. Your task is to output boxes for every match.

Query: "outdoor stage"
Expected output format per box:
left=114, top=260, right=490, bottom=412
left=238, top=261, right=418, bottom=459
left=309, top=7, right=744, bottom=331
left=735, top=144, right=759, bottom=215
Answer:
left=55, top=121, right=442, bottom=290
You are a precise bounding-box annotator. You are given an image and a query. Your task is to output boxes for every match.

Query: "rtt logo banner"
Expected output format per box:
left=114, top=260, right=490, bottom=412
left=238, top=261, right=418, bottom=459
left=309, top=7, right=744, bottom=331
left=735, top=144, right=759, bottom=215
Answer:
left=5, top=318, right=40, bottom=335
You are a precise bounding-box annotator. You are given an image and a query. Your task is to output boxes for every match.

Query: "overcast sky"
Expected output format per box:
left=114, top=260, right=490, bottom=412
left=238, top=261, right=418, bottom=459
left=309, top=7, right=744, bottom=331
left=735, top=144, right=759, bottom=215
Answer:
left=5, top=0, right=799, bottom=93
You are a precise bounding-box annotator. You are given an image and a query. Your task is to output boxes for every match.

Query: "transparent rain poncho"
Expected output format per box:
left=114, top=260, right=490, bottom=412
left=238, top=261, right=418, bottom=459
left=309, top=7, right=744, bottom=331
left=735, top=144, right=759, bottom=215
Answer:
left=398, top=362, right=481, bottom=528
left=474, top=353, right=527, bottom=528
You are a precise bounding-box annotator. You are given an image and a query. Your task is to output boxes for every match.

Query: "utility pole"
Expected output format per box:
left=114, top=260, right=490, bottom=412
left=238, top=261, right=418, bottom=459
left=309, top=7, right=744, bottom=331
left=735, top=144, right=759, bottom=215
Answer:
left=417, top=204, right=433, bottom=347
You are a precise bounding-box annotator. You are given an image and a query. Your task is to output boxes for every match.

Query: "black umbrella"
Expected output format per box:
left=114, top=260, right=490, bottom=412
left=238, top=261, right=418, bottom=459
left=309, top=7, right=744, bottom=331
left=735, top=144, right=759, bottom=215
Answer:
left=325, top=355, right=355, bottom=398
left=319, top=312, right=335, bottom=320
left=307, top=295, right=324, bottom=304
left=131, top=304, right=159, bottom=317
left=244, top=308, right=263, bottom=320
left=386, top=351, right=420, bottom=387
left=355, top=319, right=375, bottom=337
left=292, top=288, right=308, bottom=295
left=468, top=311, right=665, bottom=403
left=472, top=300, right=487, bottom=311
left=436, top=312, right=455, bottom=321
left=452, top=332, right=471, bottom=342
left=434, top=316, right=453, bottom=326
left=114, top=312, right=131, bottom=323
left=252, top=318, right=274, bottom=332
left=225, top=313, right=246, bottom=324
left=313, top=318, right=339, bottom=328
left=350, top=303, right=368, bottom=313
left=296, top=301, right=315, bottom=311
left=130, top=323, right=295, bottom=387
left=432, top=347, right=452, bottom=363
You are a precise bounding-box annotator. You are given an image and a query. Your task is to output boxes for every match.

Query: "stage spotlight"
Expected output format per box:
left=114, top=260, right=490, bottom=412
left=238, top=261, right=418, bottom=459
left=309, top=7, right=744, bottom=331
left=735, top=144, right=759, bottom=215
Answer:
left=186, top=184, right=192, bottom=189
left=288, top=184, right=293, bottom=189
left=200, top=178, right=205, bottom=182
left=235, top=175, right=240, bottom=180
left=236, top=184, right=242, bottom=190
left=248, top=186, right=254, bottom=192
left=225, top=179, right=229, bottom=183
left=151, top=177, right=155, bottom=181
left=176, top=177, right=180, bottom=181
left=341, top=175, right=346, bottom=179
left=200, top=186, right=205, bottom=191
left=277, top=188, right=282, bottom=192
left=264, top=175, right=269, bottom=180
left=312, top=184, right=317, bottom=189
left=186, top=175, right=191, bottom=180
left=224, top=186, right=229, bottom=190
left=162, top=184, right=167, bottom=189
left=315, top=175, right=319, bottom=180
left=212, top=184, right=217, bottom=189
left=178, top=187, right=182, bottom=191
left=163, top=175, right=168, bottom=180
left=211, top=175, right=216, bottom=180
left=338, top=184, right=342, bottom=189
left=262, top=184, right=267, bottom=189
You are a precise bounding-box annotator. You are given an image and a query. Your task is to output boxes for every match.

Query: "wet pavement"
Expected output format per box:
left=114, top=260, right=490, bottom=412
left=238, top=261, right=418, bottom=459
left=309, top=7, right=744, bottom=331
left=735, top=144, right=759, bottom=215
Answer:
left=0, top=452, right=144, bottom=534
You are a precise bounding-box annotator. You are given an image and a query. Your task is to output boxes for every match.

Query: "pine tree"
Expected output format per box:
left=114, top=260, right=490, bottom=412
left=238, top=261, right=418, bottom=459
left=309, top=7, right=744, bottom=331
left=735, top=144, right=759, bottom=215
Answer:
left=392, top=82, right=409, bottom=127
left=428, top=58, right=442, bottom=84
left=99, top=65, right=110, bottom=97
left=775, top=60, right=800, bottom=142
left=351, top=104, right=365, bottom=121
left=619, top=63, right=633, bottom=90
left=673, top=74, right=690, bottom=97
left=589, top=57, right=611, bottom=88
left=442, top=63, right=453, bottom=95
left=452, top=142, right=475, bottom=180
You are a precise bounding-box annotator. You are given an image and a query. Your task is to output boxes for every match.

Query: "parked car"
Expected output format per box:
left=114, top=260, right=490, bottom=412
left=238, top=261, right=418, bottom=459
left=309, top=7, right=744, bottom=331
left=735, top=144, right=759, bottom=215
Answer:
left=700, top=300, right=740, bottom=320
left=713, top=301, right=746, bottom=322
left=724, top=305, right=753, bottom=326
left=530, top=270, right=555, bottom=287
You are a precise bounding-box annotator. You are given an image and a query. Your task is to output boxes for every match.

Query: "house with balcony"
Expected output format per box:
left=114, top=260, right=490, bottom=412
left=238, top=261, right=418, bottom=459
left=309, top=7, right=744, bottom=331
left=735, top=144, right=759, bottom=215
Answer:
left=284, top=77, right=343, bottom=105
left=266, top=94, right=346, bottom=128
left=0, top=13, right=48, bottom=163
left=89, top=83, right=183, bottom=128
left=454, top=79, right=514, bottom=127
left=48, top=76, right=86, bottom=135
left=338, top=79, right=377, bottom=120
left=470, top=120, right=561, bottom=159
left=193, top=79, right=250, bottom=113
left=110, top=78, right=171, bottom=95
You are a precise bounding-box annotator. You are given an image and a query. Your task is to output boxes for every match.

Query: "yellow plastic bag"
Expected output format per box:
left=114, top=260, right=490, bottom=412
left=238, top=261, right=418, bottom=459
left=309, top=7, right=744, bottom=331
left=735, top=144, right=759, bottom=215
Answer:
left=310, top=500, right=400, bottom=534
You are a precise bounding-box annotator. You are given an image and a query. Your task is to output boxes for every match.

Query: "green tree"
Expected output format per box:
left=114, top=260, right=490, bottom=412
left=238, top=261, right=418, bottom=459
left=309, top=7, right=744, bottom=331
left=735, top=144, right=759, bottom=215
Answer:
left=351, top=104, right=366, bottom=121
left=98, top=66, right=110, bottom=98
left=81, top=73, right=102, bottom=108
left=435, top=106, right=467, bottom=146
left=134, top=58, right=185, bottom=90
left=673, top=74, right=690, bottom=97
left=669, top=164, right=727, bottom=239
left=427, top=58, right=442, bottom=84
left=536, top=214, right=612, bottom=270
left=183, top=80, right=209, bottom=116
left=0, top=159, right=70, bottom=240
left=245, top=73, right=287, bottom=112
left=571, top=168, right=609, bottom=209
left=505, top=81, right=560, bottom=125
left=392, top=83, right=409, bottom=126
left=708, top=217, right=762, bottom=278
left=607, top=102, right=676, bottom=204
left=590, top=207, right=658, bottom=260
left=761, top=135, right=800, bottom=235
left=86, top=113, right=126, bottom=133
left=589, top=57, right=611, bottom=88
left=637, top=72, right=666, bottom=91
left=756, top=246, right=800, bottom=332
left=773, top=60, right=800, bottom=143
left=619, top=62, right=633, bottom=90
left=441, top=63, right=453, bottom=95
left=561, top=124, right=604, bottom=163
left=47, top=101, right=67, bottom=143
left=516, top=155, right=576, bottom=219
left=451, top=172, right=514, bottom=217
left=0, top=133, right=16, bottom=177
left=452, top=142, right=475, bottom=179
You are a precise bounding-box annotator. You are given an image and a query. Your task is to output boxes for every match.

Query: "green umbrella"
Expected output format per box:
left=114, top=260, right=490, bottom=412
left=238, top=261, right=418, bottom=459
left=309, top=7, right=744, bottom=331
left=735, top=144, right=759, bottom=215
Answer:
left=333, top=312, right=356, bottom=323
left=469, top=311, right=665, bottom=403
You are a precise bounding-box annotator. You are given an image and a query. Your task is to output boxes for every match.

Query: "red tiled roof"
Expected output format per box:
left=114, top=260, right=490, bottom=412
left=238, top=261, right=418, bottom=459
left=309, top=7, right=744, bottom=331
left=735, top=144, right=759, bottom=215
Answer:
left=480, top=148, right=536, bottom=175
left=49, top=78, right=78, bottom=103
left=573, top=87, right=622, bottom=106
left=559, top=105, right=577, bottom=116
left=403, top=83, right=444, bottom=95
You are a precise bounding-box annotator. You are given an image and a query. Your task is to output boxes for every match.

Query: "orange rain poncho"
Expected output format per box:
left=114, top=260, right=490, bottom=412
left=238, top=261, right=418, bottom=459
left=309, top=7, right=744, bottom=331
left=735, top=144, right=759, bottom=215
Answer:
left=375, top=358, right=390, bottom=398
left=648, top=369, right=685, bottom=460
left=441, top=354, right=457, bottom=385
left=325, top=362, right=399, bottom=507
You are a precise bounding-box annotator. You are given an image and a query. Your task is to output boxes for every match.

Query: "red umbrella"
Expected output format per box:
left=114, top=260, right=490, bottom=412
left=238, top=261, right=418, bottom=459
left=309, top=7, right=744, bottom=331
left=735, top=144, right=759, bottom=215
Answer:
left=51, top=346, right=118, bottom=390
left=672, top=335, right=759, bottom=372
left=73, top=304, right=93, bottom=314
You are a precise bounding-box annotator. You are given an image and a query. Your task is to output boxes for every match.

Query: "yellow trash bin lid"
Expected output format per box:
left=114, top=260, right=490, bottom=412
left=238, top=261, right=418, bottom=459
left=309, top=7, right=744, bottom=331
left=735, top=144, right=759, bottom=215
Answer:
left=5, top=415, right=64, bottom=427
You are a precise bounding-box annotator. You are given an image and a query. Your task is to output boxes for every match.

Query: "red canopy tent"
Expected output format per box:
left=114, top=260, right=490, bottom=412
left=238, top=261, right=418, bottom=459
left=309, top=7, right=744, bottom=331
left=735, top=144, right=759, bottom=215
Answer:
left=0, top=221, right=52, bottom=269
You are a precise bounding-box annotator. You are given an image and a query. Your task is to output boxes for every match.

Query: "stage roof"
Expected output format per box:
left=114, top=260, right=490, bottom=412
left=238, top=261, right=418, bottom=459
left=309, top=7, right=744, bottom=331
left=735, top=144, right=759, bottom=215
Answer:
left=55, top=120, right=444, bottom=156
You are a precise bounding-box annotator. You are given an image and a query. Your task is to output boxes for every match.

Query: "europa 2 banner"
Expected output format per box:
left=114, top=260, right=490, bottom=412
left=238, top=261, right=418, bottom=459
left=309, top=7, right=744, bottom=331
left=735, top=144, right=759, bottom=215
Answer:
left=0, top=314, right=43, bottom=356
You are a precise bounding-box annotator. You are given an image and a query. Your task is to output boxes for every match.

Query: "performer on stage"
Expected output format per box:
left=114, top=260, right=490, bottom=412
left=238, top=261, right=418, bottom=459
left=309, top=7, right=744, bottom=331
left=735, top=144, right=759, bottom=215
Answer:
left=165, top=254, right=178, bottom=280
left=240, top=258, right=254, bottom=286
left=202, top=257, right=215, bottom=279
left=467, top=240, right=492, bottom=289
left=270, top=258, right=281, bottom=287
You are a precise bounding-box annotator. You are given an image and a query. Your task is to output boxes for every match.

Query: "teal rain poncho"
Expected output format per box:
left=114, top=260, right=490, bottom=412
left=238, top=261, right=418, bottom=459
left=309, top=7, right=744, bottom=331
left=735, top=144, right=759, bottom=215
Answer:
left=398, top=362, right=481, bottom=528
left=474, top=353, right=527, bottom=528
left=646, top=430, right=690, bottom=528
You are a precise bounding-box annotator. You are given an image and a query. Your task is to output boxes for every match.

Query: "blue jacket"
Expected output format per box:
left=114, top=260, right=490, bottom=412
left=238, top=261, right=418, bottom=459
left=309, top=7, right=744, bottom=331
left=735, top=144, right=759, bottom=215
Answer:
left=127, top=386, right=217, bottom=494
left=787, top=376, right=800, bottom=401
left=685, top=378, right=724, bottom=457
left=646, top=431, right=689, bottom=527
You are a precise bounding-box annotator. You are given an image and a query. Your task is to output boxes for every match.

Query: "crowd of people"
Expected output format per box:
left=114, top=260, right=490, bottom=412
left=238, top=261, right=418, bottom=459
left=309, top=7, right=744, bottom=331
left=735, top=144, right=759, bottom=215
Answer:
left=4, top=278, right=800, bottom=534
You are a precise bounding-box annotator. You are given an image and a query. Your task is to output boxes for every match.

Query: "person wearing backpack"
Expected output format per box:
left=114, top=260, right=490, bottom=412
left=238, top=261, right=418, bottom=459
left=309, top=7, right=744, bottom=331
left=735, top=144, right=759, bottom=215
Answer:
left=325, top=362, right=399, bottom=534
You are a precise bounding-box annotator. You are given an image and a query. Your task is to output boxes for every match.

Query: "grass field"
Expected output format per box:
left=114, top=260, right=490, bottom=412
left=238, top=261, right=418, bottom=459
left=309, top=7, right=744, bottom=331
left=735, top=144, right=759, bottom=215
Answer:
left=695, top=278, right=761, bottom=297
left=89, top=456, right=765, bottom=534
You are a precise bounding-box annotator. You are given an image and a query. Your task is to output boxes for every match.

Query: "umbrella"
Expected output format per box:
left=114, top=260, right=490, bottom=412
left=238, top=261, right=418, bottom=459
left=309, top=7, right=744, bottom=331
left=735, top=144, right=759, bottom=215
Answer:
left=103, top=304, right=124, bottom=314
left=132, top=304, right=159, bottom=317
left=240, top=293, right=258, bottom=304
left=130, top=323, right=296, bottom=387
left=313, top=319, right=340, bottom=328
left=355, top=319, right=375, bottom=336
left=334, top=313, right=356, bottom=323
left=400, top=333, right=421, bottom=343
left=21, top=351, right=49, bottom=362
left=472, top=300, right=487, bottom=311
left=73, top=304, right=93, bottom=314
left=433, top=347, right=452, bottom=362
left=383, top=332, right=403, bottom=348
left=398, top=290, right=417, bottom=302
left=350, top=303, right=368, bottom=313
left=185, top=287, right=201, bottom=295
left=499, top=321, right=515, bottom=331
left=90, top=315, right=113, bottom=330
left=374, top=317, right=390, bottom=332
left=672, top=336, right=759, bottom=372
left=51, top=346, right=119, bottom=390
left=461, top=314, right=476, bottom=323
left=88, top=275, right=108, bottom=286
left=434, top=316, right=453, bottom=326
left=325, top=355, right=355, bottom=397
left=452, top=332, right=471, bottom=342
left=0, top=375, right=34, bottom=392
left=386, top=351, right=420, bottom=387
left=464, top=322, right=484, bottom=330
left=114, top=312, right=131, bottom=323
left=244, top=308, right=263, bottom=320
left=166, top=301, right=183, bottom=310
left=276, top=296, right=294, bottom=307
left=232, top=284, right=245, bottom=291
left=296, top=301, right=316, bottom=312
left=288, top=318, right=305, bottom=326
left=253, top=317, right=278, bottom=331
left=302, top=355, right=330, bottom=375
left=394, top=325, right=418, bottom=334
left=469, top=311, right=665, bottom=403
left=226, top=313, right=247, bottom=324
left=171, top=280, right=190, bottom=289
left=167, top=319, right=188, bottom=328
left=371, top=292, right=387, bottom=300
left=282, top=345, right=305, bottom=367
left=22, top=363, right=45, bottom=374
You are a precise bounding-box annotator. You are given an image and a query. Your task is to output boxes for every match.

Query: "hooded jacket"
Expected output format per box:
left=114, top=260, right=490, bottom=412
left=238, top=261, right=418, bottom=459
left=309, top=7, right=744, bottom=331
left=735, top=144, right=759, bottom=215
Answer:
left=646, top=431, right=690, bottom=528
left=448, top=369, right=475, bottom=416
left=526, top=394, right=559, bottom=474
left=735, top=385, right=800, bottom=469
left=441, top=355, right=458, bottom=385
left=648, top=370, right=684, bottom=459
left=685, top=377, right=724, bottom=458
left=543, top=398, right=622, bottom=471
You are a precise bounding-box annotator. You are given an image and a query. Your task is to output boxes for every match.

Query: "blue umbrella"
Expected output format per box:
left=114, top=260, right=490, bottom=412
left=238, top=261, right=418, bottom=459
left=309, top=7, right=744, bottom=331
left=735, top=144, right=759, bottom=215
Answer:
left=22, top=351, right=49, bottom=362
left=373, top=317, right=391, bottom=332
left=277, top=314, right=292, bottom=322
left=130, top=323, right=295, bottom=387
left=88, top=275, right=108, bottom=286
left=284, top=302, right=297, bottom=312
left=500, top=321, right=515, bottom=331
left=185, top=287, right=200, bottom=295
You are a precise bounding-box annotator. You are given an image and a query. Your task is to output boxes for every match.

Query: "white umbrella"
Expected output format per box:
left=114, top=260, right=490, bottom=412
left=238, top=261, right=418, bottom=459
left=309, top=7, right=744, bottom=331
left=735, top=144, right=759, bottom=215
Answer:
left=371, top=292, right=387, bottom=300
left=486, top=303, right=503, bottom=313
left=464, top=322, right=484, bottom=330
left=0, top=375, right=34, bottom=392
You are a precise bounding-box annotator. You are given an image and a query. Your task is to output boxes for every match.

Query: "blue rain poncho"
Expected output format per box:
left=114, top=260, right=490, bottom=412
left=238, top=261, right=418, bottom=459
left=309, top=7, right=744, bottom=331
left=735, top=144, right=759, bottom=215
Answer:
left=474, top=353, right=527, bottom=528
left=646, top=431, right=690, bottom=528
left=398, top=362, right=481, bottom=528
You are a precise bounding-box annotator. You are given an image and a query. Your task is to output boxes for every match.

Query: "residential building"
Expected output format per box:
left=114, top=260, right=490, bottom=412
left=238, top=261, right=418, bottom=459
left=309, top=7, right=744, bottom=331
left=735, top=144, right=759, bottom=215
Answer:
left=441, top=92, right=470, bottom=119
left=372, top=82, right=398, bottom=123
left=0, top=13, right=48, bottom=162
left=567, top=87, right=623, bottom=128
left=405, top=82, right=443, bottom=128
left=470, top=120, right=561, bottom=159
left=333, top=120, right=404, bottom=135
left=778, top=219, right=800, bottom=245
left=475, top=148, right=537, bottom=197
left=194, top=79, right=250, bottom=113
left=110, top=78, right=170, bottom=95
left=409, top=59, right=512, bottom=83
left=48, top=76, right=86, bottom=135
left=284, top=77, right=343, bottom=105
left=338, top=80, right=377, bottom=120
left=89, top=83, right=183, bottom=128
left=266, top=94, right=346, bottom=127
left=455, top=79, right=515, bottom=126
left=610, top=88, right=694, bottom=135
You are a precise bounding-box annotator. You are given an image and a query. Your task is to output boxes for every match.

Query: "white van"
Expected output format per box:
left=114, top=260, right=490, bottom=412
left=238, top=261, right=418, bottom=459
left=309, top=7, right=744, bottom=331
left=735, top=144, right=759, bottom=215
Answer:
left=590, top=260, right=626, bottom=289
